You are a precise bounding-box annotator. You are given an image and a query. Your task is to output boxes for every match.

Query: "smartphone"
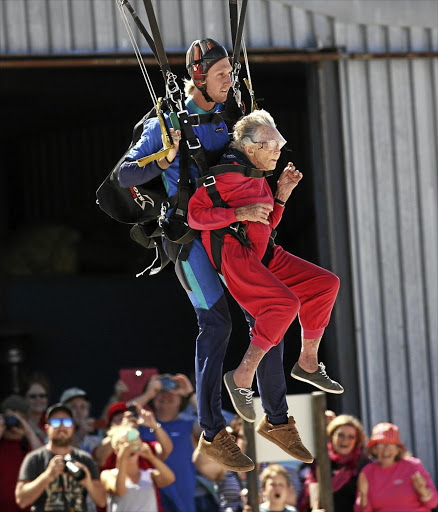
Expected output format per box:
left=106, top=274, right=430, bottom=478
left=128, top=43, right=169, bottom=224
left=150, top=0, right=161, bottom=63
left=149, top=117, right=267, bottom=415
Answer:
left=119, top=368, right=158, bottom=401
left=127, top=429, right=139, bottom=441
left=160, top=374, right=178, bottom=391
left=127, top=428, right=140, bottom=450
left=126, top=404, right=138, bottom=418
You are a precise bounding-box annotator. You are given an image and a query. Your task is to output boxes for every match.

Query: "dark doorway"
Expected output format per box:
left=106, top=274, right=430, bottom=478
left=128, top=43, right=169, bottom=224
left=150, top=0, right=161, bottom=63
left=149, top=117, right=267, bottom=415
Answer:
left=1, top=59, right=323, bottom=413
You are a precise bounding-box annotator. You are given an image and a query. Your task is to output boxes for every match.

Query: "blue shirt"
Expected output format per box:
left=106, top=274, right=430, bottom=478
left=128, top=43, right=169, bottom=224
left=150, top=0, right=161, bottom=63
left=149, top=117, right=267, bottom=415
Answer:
left=142, top=414, right=197, bottom=512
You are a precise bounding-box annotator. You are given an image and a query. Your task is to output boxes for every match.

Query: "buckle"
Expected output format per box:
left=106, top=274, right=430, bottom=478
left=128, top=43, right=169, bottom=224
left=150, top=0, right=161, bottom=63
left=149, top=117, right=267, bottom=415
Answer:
left=186, top=138, right=201, bottom=150
left=202, top=176, right=216, bottom=187
left=229, top=222, right=239, bottom=232
left=177, top=109, right=189, bottom=119
left=189, top=114, right=201, bottom=126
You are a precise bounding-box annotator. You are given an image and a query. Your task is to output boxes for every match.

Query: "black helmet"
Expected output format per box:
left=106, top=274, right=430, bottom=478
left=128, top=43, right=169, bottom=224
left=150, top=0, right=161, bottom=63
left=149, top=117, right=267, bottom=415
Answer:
left=186, top=39, right=228, bottom=100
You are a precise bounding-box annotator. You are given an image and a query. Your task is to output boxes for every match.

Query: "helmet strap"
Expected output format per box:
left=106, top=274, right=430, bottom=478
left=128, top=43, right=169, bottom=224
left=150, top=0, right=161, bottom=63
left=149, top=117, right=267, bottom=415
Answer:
left=194, top=78, right=214, bottom=103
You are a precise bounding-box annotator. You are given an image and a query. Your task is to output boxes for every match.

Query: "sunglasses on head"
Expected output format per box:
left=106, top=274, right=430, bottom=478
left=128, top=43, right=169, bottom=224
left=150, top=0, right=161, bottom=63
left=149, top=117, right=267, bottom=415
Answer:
left=49, top=418, right=74, bottom=428
left=28, top=393, right=48, bottom=399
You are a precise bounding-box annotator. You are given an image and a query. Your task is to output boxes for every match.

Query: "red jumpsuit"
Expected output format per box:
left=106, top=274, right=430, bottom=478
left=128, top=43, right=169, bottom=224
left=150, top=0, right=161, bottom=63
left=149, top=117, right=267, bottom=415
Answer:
left=188, top=157, right=340, bottom=352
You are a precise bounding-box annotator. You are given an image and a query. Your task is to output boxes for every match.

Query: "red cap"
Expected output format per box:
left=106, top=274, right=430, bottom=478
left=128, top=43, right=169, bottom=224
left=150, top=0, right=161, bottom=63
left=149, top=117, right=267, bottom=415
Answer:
left=366, top=422, right=405, bottom=451
left=107, top=401, right=127, bottom=425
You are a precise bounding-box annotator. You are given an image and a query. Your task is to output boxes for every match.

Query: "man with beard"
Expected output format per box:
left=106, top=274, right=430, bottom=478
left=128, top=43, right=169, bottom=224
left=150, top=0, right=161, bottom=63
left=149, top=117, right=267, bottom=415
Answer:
left=15, top=403, right=106, bottom=512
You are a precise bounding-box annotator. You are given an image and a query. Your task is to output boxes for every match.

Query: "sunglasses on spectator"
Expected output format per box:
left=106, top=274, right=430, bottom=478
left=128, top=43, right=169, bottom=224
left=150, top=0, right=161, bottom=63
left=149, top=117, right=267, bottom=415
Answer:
left=28, top=393, right=48, bottom=399
left=49, top=418, right=74, bottom=428
left=252, top=138, right=287, bottom=151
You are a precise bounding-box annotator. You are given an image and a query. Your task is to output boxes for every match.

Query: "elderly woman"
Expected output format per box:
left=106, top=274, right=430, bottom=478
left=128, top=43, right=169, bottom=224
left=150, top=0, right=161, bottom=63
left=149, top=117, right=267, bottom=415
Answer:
left=355, top=422, right=438, bottom=512
left=188, top=109, right=340, bottom=422
left=298, top=414, right=370, bottom=512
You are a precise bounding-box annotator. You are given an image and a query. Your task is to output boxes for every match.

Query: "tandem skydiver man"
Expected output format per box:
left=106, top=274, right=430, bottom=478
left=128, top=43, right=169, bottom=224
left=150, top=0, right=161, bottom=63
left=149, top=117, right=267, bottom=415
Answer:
left=118, top=39, right=343, bottom=472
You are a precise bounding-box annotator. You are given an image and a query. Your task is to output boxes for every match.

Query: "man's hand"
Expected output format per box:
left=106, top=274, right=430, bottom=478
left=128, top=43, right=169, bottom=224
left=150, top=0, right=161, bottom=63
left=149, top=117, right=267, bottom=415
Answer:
left=164, top=129, right=181, bottom=163
left=276, top=162, right=303, bottom=203
left=172, top=374, right=194, bottom=397
left=0, top=415, right=5, bottom=439
left=235, top=202, right=273, bottom=225
left=46, top=455, right=65, bottom=481
left=143, top=375, right=163, bottom=400
left=138, top=408, right=159, bottom=430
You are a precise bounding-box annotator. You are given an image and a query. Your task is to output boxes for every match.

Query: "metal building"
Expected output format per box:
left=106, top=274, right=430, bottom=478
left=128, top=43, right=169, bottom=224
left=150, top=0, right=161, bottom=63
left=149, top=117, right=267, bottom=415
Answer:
left=1, top=0, right=437, bottom=481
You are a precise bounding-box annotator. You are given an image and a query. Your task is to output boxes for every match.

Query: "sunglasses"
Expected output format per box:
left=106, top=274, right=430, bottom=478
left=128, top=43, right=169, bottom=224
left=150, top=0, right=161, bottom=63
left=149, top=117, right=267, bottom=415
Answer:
left=49, top=418, right=74, bottom=428
left=252, top=138, right=287, bottom=151
left=28, top=393, right=48, bottom=399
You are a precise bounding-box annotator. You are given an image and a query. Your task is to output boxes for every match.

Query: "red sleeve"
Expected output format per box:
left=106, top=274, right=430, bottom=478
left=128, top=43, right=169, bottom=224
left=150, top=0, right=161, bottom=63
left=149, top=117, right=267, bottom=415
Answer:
left=415, top=459, right=438, bottom=508
left=188, top=185, right=238, bottom=230
left=270, top=202, right=285, bottom=229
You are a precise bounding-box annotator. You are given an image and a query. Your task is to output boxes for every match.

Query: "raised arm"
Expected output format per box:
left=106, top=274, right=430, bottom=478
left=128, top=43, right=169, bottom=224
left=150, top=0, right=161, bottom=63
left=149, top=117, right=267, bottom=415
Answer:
left=139, top=442, right=175, bottom=488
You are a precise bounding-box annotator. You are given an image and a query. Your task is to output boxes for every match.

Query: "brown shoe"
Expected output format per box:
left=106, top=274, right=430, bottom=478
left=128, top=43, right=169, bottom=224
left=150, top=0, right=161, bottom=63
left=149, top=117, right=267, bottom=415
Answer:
left=198, top=429, right=255, bottom=472
left=256, top=414, right=314, bottom=463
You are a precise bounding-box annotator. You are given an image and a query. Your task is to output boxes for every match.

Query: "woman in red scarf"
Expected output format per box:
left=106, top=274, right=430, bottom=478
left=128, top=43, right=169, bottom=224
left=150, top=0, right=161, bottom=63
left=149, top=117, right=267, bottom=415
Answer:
left=298, top=414, right=370, bottom=512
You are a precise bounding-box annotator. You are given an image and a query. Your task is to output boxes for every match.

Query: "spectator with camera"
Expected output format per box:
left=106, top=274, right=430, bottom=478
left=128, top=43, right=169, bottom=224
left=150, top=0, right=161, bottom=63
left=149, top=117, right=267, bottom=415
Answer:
left=59, top=387, right=103, bottom=455
left=15, top=403, right=106, bottom=512
left=0, top=395, right=43, bottom=512
left=95, top=401, right=173, bottom=469
left=100, top=424, right=175, bottom=512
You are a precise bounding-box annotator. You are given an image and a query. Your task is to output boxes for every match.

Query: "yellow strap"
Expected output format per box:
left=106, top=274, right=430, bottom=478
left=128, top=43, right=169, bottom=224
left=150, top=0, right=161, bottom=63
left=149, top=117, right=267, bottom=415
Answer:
left=136, top=97, right=175, bottom=167
left=243, top=78, right=259, bottom=112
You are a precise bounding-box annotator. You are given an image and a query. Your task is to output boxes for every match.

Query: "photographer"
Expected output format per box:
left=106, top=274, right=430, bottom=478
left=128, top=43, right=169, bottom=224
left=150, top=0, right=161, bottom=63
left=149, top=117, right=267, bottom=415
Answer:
left=15, top=403, right=106, bottom=511
left=0, top=394, right=43, bottom=512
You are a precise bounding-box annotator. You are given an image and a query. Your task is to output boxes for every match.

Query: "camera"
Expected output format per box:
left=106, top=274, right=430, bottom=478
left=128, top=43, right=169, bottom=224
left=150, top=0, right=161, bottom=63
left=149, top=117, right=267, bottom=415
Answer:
left=64, top=454, right=85, bottom=481
left=4, top=414, right=21, bottom=429
left=160, top=374, right=178, bottom=391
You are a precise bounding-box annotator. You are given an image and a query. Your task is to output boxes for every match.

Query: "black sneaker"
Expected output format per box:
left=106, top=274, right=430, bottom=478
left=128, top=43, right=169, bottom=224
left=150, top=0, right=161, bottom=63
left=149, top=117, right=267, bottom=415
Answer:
left=291, top=362, right=344, bottom=394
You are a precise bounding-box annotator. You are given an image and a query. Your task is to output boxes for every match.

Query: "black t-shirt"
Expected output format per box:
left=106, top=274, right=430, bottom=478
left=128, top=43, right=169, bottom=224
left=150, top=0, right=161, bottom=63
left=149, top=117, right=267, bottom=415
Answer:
left=18, top=446, right=99, bottom=512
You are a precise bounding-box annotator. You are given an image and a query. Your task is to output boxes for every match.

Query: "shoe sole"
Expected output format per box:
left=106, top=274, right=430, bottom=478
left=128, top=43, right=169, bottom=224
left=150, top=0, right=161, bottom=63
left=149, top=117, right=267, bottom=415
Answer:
left=223, top=373, right=256, bottom=423
left=198, top=445, right=255, bottom=472
left=290, top=372, right=344, bottom=394
left=256, top=426, right=314, bottom=464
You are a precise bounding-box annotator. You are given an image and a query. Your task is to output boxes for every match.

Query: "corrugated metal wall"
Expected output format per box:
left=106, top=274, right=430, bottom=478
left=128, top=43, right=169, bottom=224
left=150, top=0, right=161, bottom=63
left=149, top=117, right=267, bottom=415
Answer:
left=338, top=54, right=438, bottom=481
left=2, top=0, right=437, bottom=479
left=2, top=0, right=437, bottom=55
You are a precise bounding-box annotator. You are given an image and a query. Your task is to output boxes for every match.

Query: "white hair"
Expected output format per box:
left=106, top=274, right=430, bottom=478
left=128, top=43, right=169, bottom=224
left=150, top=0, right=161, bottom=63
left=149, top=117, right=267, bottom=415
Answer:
left=183, top=78, right=197, bottom=98
left=231, top=109, right=277, bottom=152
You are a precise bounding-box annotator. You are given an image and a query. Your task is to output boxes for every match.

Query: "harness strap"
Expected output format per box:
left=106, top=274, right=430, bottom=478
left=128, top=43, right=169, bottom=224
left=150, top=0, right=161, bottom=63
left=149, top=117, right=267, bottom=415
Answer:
left=177, top=109, right=211, bottom=177
left=142, top=0, right=171, bottom=76
left=121, top=0, right=159, bottom=63
left=261, top=228, right=277, bottom=267
left=187, top=111, right=232, bottom=127
left=229, top=0, right=239, bottom=49
left=196, top=164, right=272, bottom=187
left=200, top=162, right=276, bottom=272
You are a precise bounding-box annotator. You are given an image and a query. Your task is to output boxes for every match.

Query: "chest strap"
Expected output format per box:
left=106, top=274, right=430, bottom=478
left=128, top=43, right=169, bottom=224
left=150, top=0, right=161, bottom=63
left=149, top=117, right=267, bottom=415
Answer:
left=199, top=164, right=275, bottom=272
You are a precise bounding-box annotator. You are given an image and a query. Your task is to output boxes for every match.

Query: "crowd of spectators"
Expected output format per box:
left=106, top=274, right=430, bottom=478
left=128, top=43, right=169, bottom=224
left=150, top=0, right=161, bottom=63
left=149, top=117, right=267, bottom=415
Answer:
left=1, top=371, right=437, bottom=512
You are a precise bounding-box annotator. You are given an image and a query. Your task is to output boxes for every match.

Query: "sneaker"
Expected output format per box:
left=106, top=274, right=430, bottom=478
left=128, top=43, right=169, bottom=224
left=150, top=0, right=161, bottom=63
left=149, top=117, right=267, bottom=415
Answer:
left=198, top=430, right=255, bottom=472
left=291, top=362, right=344, bottom=394
left=223, top=371, right=256, bottom=423
left=256, top=414, right=314, bottom=463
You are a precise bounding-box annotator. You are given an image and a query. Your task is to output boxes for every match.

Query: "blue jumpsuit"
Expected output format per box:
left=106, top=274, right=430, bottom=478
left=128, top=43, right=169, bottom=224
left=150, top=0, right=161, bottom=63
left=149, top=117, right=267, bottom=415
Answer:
left=119, top=98, right=289, bottom=438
